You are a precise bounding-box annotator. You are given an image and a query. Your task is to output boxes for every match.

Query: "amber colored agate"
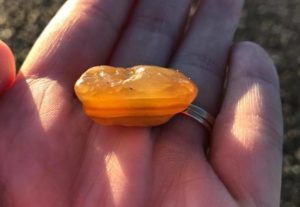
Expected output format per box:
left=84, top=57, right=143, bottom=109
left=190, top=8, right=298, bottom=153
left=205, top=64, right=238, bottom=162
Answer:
left=74, top=65, right=198, bottom=126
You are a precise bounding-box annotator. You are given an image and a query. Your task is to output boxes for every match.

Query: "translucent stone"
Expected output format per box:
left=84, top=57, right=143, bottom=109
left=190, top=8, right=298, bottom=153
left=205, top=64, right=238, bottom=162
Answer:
left=74, top=65, right=198, bottom=126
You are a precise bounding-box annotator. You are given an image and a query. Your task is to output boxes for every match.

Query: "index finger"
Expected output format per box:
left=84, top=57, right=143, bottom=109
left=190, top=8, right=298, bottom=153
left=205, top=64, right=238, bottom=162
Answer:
left=20, top=0, right=134, bottom=89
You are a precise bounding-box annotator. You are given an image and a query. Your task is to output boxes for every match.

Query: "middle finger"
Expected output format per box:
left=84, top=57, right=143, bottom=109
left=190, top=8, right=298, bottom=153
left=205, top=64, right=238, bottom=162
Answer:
left=110, top=0, right=192, bottom=66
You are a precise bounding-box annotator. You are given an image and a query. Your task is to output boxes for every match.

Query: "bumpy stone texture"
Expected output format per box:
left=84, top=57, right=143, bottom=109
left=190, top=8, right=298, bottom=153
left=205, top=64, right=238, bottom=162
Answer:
left=75, top=66, right=197, bottom=126
left=1, top=0, right=300, bottom=205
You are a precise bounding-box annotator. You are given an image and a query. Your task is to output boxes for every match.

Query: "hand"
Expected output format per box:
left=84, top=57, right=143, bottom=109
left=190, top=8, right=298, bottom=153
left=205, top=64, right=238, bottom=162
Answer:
left=0, top=0, right=283, bottom=206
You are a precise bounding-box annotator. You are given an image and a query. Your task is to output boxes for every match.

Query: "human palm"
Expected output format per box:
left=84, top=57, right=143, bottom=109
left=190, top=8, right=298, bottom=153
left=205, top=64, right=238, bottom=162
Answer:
left=0, top=0, right=283, bottom=206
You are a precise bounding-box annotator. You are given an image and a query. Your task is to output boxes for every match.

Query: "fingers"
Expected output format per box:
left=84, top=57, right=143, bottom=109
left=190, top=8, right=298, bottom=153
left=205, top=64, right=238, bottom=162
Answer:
left=171, top=0, right=244, bottom=115
left=110, top=0, right=192, bottom=66
left=21, top=0, right=134, bottom=89
left=0, top=40, right=15, bottom=94
left=210, top=42, right=283, bottom=206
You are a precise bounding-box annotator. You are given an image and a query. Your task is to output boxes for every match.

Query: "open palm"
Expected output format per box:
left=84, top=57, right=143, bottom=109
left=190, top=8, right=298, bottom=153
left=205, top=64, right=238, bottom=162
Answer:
left=0, top=0, right=283, bottom=206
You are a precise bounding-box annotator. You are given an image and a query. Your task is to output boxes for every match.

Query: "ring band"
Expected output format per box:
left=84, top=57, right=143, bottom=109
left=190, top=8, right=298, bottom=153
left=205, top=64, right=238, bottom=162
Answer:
left=182, top=104, right=215, bottom=132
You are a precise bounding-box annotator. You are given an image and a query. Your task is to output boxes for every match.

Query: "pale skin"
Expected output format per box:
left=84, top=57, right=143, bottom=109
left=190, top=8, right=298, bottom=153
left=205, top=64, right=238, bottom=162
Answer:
left=0, top=0, right=283, bottom=206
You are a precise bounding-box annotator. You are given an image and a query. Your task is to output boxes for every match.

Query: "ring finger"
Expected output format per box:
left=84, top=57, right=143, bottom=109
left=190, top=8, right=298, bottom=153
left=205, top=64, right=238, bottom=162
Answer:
left=171, top=0, right=244, bottom=116
left=150, top=1, right=245, bottom=205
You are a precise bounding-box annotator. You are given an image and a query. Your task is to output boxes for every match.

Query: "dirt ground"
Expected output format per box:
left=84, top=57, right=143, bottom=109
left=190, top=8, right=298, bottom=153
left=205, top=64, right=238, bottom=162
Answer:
left=0, top=0, right=299, bottom=206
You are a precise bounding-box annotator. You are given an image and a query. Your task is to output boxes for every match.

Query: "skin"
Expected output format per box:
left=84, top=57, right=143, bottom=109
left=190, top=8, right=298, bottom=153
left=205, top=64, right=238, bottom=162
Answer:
left=0, top=40, right=15, bottom=95
left=0, top=0, right=283, bottom=206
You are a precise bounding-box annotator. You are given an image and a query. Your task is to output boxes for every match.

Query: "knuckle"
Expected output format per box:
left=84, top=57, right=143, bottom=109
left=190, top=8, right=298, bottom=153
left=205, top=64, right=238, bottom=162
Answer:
left=77, top=1, right=119, bottom=32
left=134, top=14, right=177, bottom=40
left=173, top=51, right=223, bottom=80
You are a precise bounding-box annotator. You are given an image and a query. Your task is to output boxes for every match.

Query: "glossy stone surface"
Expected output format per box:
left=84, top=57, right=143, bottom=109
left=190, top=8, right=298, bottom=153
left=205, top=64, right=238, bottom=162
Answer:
left=74, top=65, right=198, bottom=126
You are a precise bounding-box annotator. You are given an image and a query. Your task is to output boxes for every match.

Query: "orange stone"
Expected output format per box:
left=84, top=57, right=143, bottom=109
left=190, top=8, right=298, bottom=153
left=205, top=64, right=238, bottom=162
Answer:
left=74, top=65, right=198, bottom=126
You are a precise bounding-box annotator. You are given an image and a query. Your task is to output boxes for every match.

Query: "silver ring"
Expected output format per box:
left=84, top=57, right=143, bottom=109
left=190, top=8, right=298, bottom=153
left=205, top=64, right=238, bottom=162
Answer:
left=182, top=104, right=215, bottom=132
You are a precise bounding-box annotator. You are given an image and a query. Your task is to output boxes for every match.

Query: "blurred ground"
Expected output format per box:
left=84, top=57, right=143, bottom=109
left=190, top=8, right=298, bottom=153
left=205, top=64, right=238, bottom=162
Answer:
left=0, top=0, right=299, bottom=206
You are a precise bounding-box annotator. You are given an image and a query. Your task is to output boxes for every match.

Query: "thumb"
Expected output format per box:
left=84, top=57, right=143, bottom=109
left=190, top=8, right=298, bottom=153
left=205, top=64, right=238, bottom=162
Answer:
left=0, top=40, right=15, bottom=95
